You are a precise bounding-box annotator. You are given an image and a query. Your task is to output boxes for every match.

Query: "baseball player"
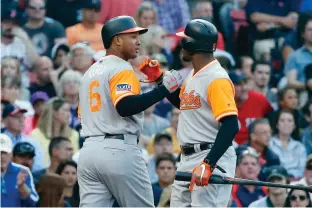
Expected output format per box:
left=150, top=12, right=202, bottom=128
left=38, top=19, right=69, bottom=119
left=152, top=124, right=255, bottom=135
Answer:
left=77, top=16, right=183, bottom=207
left=165, top=19, right=239, bottom=207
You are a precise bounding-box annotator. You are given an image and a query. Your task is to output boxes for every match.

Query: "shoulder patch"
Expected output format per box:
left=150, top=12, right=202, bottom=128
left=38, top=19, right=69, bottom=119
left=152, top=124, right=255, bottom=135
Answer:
left=116, top=84, right=132, bottom=94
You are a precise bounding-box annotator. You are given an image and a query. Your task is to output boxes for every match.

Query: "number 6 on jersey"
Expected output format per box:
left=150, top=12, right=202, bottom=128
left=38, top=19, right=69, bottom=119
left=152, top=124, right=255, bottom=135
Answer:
left=89, top=80, right=102, bottom=112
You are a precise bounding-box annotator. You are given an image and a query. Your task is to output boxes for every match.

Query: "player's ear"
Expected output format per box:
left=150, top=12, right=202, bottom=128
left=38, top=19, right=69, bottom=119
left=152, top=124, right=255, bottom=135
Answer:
left=114, top=35, right=123, bottom=47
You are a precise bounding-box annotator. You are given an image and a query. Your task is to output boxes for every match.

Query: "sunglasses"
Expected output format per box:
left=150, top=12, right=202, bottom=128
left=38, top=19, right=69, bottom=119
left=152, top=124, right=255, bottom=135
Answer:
left=28, top=5, right=45, bottom=10
left=290, top=195, right=307, bottom=201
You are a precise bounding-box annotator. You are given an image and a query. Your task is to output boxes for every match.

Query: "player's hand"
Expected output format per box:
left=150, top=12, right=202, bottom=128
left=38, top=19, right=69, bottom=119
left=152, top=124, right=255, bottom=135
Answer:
left=162, top=70, right=183, bottom=93
left=138, top=58, right=163, bottom=83
left=189, top=162, right=215, bottom=192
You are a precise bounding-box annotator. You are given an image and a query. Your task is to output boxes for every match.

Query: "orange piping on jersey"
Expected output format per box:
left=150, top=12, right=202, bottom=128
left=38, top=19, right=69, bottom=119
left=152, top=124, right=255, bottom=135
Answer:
left=113, top=92, right=135, bottom=107
left=216, top=111, right=238, bottom=122
left=191, top=59, right=218, bottom=78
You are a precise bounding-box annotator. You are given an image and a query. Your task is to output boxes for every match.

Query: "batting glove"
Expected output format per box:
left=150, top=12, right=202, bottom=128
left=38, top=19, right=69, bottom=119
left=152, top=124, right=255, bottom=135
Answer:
left=189, top=161, right=215, bottom=192
left=138, top=58, right=163, bottom=83
left=162, top=70, right=183, bottom=93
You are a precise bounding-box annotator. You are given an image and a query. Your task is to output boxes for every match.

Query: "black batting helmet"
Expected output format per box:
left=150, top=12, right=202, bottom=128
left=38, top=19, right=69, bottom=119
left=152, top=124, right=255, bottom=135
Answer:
left=176, top=19, right=218, bottom=53
left=101, top=16, right=148, bottom=48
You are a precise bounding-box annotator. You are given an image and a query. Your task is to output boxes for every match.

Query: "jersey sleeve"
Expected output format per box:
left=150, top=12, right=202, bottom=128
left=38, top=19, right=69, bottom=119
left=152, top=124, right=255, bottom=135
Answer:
left=207, top=78, right=238, bottom=122
left=109, top=70, right=141, bottom=107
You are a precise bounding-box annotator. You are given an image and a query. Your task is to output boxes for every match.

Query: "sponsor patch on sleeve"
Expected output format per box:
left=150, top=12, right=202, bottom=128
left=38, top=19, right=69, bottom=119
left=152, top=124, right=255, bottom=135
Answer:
left=116, top=84, right=132, bottom=94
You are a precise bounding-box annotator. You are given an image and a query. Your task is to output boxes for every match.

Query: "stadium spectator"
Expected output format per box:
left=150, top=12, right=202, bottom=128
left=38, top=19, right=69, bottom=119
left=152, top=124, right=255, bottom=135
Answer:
left=152, top=153, right=176, bottom=206
left=51, top=43, right=70, bottom=70
left=147, top=108, right=181, bottom=155
left=1, top=8, right=38, bottom=70
left=269, top=110, right=307, bottom=178
left=148, top=132, right=173, bottom=184
left=12, top=142, right=36, bottom=171
left=282, top=12, right=312, bottom=62
left=232, top=147, right=267, bottom=207
left=23, top=0, right=66, bottom=57
left=229, top=70, right=273, bottom=145
left=291, top=154, right=312, bottom=200
left=1, top=76, right=34, bottom=116
left=29, top=56, right=57, bottom=98
left=284, top=188, right=312, bottom=207
left=69, top=42, right=95, bottom=74
left=32, top=136, right=74, bottom=184
left=36, top=173, right=68, bottom=207
left=305, top=64, right=312, bottom=96
left=245, top=0, right=298, bottom=60
left=136, top=1, right=157, bottom=28
left=248, top=168, right=288, bottom=207
left=2, top=104, right=45, bottom=172
left=99, top=0, right=142, bottom=24
left=58, top=70, right=82, bottom=130
left=22, top=91, right=49, bottom=135
left=146, top=0, right=191, bottom=34
left=251, top=61, right=278, bottom=110
left=192, top=0, right=225, bottom=50
left=66, top=0, right=104, bottom=51
left=302, top=99, right=312, bottom=155
left=0, top=133, right=39, bottom=207
left=1, top=57, right=30, bottom=100
left=56, top=160, right=80, bottom=207
left=268, top=86, right=305, bottom=140
left=285, top=18, right=312, bottom=92
left=30, top=97, right=79, bottom=167
left=236, top=119, right=280, bottom=174
left=238, top=56, right=254, bottom=88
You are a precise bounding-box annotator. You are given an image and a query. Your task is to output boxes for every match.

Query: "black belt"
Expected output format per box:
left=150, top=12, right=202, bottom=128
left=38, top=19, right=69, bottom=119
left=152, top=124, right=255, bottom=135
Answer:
left=85, top=134, right=138, bottom=143
left=181, top=143, right=214, bottom=156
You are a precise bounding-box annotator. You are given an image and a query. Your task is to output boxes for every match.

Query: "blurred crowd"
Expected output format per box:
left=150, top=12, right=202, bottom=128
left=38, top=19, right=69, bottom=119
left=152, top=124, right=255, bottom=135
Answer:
left=1, top=0, right=312, bottom=207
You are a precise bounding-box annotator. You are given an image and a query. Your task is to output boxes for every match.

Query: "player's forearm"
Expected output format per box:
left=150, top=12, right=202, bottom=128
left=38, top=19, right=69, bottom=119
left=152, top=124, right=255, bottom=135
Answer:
left=116, top=85, right=169, bottom=117
left=166, top=88, right=181, bottom=109
left=205, top=115, right=239, bottom=166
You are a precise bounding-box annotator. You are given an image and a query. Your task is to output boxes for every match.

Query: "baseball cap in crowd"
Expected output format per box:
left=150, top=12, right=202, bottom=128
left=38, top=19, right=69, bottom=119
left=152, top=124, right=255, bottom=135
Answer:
left=2, top=103, right=27, bottom=119
left=13, top=142, right=36, bottom=157
left=154, top=132, right=172, bottom=143
left=228, top=70, right=247, bottom=85
left=83, top=0, right=102, bottom=10
left=0, top=133, right=13, bottom=153
left=31, top=91, right=49, bottom=105
left=51, top=43, right=70, bottom=60
left=266, top=165, right=288, bottom=182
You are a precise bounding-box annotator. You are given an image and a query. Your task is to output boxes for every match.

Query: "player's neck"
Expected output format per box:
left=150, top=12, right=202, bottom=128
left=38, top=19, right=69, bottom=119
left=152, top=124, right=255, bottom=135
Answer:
left=106, top=48, right=128, bottom=61
left=192, top=53, right=215, bottom=74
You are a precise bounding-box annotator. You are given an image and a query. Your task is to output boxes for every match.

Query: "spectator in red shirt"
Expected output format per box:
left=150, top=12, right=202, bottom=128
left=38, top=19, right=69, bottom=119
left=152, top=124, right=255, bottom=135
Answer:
left=229, top=71, right=273, bottom=145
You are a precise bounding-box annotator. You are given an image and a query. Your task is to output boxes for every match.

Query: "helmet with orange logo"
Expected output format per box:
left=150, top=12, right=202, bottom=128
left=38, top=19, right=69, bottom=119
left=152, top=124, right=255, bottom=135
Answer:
left=101, top=16, right=148, bottom=49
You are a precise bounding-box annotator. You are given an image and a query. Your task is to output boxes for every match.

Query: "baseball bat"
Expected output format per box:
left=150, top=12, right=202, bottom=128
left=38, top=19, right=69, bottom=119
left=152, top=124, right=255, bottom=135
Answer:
left=175, top=171, right=312, bottom=192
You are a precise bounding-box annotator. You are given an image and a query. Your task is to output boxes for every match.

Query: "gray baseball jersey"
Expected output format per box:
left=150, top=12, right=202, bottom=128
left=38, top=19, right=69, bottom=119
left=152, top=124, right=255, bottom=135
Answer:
left=79, top=55, right=143, bottom=137
left=177, top=60, right=238, bottom=145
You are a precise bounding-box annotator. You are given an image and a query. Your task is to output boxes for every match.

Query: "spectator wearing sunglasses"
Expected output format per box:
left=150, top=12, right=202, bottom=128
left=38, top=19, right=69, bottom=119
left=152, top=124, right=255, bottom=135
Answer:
left=232, top=147, right=268, bottom=207
left=23, top=0, right=66, bottom=58
left=12, top=142, right=35, bottom=171
left=0, top=133, right=39, bottom=207
left=284, top=188, right=312, bottom=207
left=291, top=154, right=312, bottom=199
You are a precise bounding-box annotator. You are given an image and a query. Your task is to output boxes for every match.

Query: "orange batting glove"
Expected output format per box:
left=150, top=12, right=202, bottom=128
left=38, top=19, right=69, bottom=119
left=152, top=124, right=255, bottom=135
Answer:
left=189, top=162, right=215, bottom=192
left=138, top=58, right=163, bottom=83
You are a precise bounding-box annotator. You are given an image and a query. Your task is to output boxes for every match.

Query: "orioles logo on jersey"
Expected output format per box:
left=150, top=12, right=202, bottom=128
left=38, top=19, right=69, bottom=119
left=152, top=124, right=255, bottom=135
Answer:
left=180, top=90, right=202, bottom=110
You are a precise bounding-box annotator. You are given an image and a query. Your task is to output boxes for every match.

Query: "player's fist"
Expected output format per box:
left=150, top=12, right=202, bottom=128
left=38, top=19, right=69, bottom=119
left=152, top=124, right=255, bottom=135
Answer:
left=138, top=58, right=163, bottom=83
left=162, top=70, right=183, bottom=93
left=189, top=162, right=214, bottom=192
